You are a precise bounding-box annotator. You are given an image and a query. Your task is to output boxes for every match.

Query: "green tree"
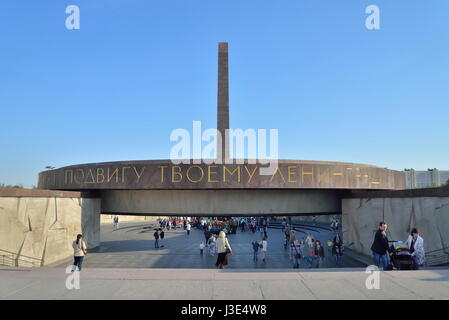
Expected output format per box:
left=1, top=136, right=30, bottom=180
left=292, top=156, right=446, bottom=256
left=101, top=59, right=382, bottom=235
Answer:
left=0, top=183, right=24, bottom=188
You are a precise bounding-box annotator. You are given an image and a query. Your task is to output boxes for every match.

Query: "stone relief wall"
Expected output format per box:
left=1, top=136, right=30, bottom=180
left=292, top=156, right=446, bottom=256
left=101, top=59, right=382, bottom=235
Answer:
left=290, top=214, right=342, bottom=225
left=0, top=190, right=100, bottom=267
left=342, top=196, right=449, bottom=266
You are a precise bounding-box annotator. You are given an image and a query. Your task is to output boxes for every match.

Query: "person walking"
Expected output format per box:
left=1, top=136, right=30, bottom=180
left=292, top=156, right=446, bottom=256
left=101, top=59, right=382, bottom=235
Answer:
left=261, top=237, right=268, bottom=263
left=314, top=240, right=325, bottom=268
left=292, top=239, right=301, bottom=268
left=159, top=229, right=165, bottom=247
left=215, top=231, right=232, bottom=269
left=200, top=219, right=205, bottom=231
left=186, top=222, right=191, bottom=236
left=281, top=218, right=287, bottom=232
left=200, top=242, right=205, bottom=255
left=72, top=234, right=87, bottom=272
left=252, top=241, right=260, bottom=262
left=113, top=216, right=119, bottom=230
left=209, top=235, right=216, bottom=256
left=306, top=243, right=314, bottom=268
left=263, top=225, right=268, bottom=239
left=334, top=219, right=340, bottom=232
left=332, top=233, right=343, bottom=266
left=370, top=222, right=392, bottom=270
left=284, top=226, right=291, bottom=249
left=306, top=233, right=314, bottom=250
left=153, top=229, right=160, bottom=249
left=204, top=229, right=211, bottom=244
left=289, top=230, right=297, bottom=260
left=405, top=228, right=425, bottom=270
left=298, top=237, right=306, bottom=257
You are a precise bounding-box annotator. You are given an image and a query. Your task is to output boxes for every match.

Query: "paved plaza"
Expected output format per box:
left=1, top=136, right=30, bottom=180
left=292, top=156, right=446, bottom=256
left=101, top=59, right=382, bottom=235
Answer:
left=53, top=221, right=364, bottom=269
left=2, top=221, right=449, bottom=300
left=1, top=266, right=449, bottom=300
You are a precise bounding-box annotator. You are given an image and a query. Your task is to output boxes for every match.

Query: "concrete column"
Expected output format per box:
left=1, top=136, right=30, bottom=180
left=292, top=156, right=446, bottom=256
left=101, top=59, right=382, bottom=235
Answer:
left=217, top=42, right=230, bottom=160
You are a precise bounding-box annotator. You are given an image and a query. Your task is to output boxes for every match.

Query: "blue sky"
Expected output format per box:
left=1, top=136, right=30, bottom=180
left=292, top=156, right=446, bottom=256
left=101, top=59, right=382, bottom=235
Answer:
left=0, top=0, right=448, bottom=187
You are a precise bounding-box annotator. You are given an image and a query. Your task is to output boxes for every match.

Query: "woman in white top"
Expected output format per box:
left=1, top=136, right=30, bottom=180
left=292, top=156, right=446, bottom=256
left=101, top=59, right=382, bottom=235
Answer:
left=306, top=233, right=314, bottom=250
left=261, top=237, right=268, bottom=262
left=405, top=228, right=425, bottom=270
left=215, top=231, right=232, bottom=269
left=72, top=234, right=87, bottom=272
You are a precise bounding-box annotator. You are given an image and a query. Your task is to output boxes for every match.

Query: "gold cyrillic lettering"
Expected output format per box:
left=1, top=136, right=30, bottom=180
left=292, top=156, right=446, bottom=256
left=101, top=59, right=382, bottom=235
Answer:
left=107, top=168, right=119, bottom=183
left=186, top=165, right=204, bottom=183
left=133, top=166, right=145, bottom=183
left=172, top=166, right=182, bottom=183
left=244, top=165, right=258, bottom=184
left=158, top=166, right=168, bottom=183
left=224, top=166, right=241, bottom=182
left=207, top=165, right=219, bottom=183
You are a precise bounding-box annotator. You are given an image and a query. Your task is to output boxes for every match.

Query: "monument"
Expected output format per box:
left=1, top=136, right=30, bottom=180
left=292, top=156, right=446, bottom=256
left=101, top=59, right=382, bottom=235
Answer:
left=38, top=43, right=405, bottom=216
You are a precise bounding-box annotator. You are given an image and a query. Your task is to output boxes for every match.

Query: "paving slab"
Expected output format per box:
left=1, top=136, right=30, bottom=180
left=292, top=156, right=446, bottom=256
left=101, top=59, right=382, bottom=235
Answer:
left=1, top=267, right=449, bottom=300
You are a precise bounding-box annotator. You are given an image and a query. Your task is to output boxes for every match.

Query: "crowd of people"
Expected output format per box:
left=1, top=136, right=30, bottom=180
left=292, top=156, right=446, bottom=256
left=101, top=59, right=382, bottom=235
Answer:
left=135, top=216, right=340, bottom=269
left=69, top=216, right=426, bottom=272
left=274, top=218, right=342, bottom=269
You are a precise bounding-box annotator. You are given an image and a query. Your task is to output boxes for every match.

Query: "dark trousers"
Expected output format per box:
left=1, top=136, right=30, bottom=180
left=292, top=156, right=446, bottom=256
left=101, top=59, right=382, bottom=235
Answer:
left=412, top=256, right=420, bottom=270
left=373, top=251, right=389, bottom=270
left=293, top=255, right=300, bottom=268
left=73, top=256, right=84, bottom=271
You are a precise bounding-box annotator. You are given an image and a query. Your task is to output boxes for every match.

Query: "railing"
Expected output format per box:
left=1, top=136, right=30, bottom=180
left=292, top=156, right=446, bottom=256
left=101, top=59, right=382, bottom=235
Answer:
left=0, top=249, right=43, bottom=268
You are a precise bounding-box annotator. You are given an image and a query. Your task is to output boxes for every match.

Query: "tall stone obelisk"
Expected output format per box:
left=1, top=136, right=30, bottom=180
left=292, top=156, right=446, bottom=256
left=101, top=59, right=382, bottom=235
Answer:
left=217, top=42, right=230, bottom=161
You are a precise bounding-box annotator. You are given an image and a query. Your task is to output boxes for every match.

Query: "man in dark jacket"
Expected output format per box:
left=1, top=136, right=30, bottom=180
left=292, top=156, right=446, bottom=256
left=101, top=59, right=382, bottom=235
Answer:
left=204, top=229, right=211, bottom=244
left=371, top=222, right=391, bottom=270
left=154, top=230, right=160, bottom=249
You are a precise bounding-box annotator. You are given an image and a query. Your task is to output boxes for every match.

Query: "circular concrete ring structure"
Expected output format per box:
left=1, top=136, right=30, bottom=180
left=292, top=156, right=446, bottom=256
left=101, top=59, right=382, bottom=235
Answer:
left=38, top=160, right=405, bottom=216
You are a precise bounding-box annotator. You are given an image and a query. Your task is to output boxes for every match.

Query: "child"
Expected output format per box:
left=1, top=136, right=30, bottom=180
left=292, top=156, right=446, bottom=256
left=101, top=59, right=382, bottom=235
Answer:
left=200, top=242, right=205, bottom=255
left=209, top=237, right=216, bottom=256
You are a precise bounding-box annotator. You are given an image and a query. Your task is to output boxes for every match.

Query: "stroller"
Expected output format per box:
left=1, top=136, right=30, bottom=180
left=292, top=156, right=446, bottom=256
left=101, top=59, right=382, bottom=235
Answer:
left=389, top=241, right=414, bottom=270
